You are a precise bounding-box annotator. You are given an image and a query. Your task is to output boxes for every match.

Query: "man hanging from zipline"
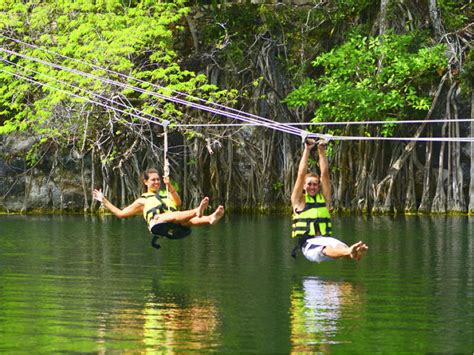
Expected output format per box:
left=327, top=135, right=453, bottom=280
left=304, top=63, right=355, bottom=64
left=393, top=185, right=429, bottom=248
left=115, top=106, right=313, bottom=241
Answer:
left=93, top=168, right=224, bottom=248
left=291, top=138, right=368, bottom=262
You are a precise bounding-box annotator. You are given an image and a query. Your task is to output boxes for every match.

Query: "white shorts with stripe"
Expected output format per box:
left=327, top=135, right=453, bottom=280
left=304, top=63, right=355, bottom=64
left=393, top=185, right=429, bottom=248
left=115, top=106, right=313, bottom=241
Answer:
left=302, top=236, right=348, bottom=263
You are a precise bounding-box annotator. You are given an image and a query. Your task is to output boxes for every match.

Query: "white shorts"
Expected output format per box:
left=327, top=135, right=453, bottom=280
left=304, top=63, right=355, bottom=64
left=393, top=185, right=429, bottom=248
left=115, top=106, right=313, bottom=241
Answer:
left=302, top=237, right=348, bottom=263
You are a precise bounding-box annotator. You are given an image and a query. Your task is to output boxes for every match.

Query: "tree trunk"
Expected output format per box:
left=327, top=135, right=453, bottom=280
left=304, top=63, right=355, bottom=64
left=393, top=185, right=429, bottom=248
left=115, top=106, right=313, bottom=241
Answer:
left=404, top=154, right=417, bottom=214
left=418, top=132, right=433, bottom=213
left=469, top=91, right=474, bottom=214
left=373, top=131, right=421, bottom=214
left=432, top=121, right=448, bottom=213
left=432, top=141, right=447, bottom=213
left=446, top=84, right=466, bottom=212
left=428, top=0, right=443, bottom=38
left=354, top=140, right=370, bottom=213
left=379, top=0, right=390, bottom=35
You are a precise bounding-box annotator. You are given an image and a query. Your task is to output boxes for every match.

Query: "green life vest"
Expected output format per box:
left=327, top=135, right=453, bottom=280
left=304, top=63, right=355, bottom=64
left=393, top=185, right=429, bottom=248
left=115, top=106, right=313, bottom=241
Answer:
left=141, top=191, right=177, bottom=226
left=292, top=193, right=332, bottom=238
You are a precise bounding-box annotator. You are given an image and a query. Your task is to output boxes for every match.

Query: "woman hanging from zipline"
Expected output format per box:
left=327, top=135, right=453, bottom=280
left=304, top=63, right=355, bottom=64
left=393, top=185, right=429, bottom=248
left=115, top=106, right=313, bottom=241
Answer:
left=291, top=138, right=368, bottom=262
left=93, top=168, right=224, bottom=248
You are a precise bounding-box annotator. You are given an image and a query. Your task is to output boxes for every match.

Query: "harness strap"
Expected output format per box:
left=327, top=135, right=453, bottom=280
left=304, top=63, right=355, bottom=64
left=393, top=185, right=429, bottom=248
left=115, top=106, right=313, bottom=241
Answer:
left=143, top=193, right=177, bottom=222
left=292, top=217, right=331, bottom=231
left=291, top=235, right=312, bottom=258
left=151, top=235, right=161, bottom=249
left=297, top=201, right=327, bottom=213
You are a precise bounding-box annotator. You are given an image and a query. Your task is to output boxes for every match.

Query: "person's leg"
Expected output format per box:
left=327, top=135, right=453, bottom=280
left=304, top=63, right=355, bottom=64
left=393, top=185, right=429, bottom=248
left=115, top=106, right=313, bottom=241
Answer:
left=323, top=241, right=368, bottom=260
left=302, top=237, right=368, bottom=262
left=184, top=205, right=225, bottom=226
left=151, top=197, right=209, bottom=227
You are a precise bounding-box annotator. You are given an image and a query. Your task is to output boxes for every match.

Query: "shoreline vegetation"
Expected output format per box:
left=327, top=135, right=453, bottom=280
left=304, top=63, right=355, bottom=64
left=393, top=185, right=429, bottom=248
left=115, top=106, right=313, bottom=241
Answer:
left=0, top=1, right=472, bottom=215
left=1, top=207, right=472, bottom=217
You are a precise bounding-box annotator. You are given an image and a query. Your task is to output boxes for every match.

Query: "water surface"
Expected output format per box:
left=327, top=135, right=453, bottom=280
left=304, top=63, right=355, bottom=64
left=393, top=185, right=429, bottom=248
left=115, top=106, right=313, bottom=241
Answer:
left=0, top=214, right=472, bottom=352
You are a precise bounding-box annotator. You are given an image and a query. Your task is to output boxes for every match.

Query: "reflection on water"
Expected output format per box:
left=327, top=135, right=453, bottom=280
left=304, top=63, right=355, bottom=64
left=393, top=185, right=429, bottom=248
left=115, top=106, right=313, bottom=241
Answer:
left=92, top=290, right=219, bottom=353
left=290, top=277, right=362, bottom=352
left=0, top=214, right=472, bottom=353
left=141, top=288, right=219, bottom=351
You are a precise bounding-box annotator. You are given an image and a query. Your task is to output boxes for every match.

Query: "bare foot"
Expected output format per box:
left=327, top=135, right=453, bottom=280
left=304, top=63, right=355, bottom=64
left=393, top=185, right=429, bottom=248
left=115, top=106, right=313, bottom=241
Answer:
left=196, top=197, right=209, bottom=218
left=209, top=205, right=225, bottom=225
left=349, top=241, right=368, bottom=261
left=355, top=243, right=368, bottom=261
left=348, top=241, right=363, bottom=260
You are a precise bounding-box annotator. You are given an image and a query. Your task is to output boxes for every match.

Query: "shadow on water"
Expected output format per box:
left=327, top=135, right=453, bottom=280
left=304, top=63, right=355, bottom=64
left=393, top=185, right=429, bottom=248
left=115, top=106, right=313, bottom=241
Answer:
left=0, top=214, right=472, bottom=352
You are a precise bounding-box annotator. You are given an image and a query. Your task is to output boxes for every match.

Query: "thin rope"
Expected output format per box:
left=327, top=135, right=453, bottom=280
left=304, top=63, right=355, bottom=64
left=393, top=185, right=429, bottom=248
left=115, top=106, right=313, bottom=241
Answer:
left=2, top=66, right=472, bottom=143
left=163, top=120, right=170, bottom=178
left=0, top=46, right=303, bottom=137
left=0, top=41, right=303, bottom=137
left=0, top=56, right=172, bottom=127
left=177, top=119, right=473, bottom=127
left=1, top=40, right=472, bottom=143
left=1, top=35, right=303, bottom=134
left=2, top=36, right=472, bottom=138
left=0, top=67, right=163, bottom=127
left=305, top=133, right=474, bottom=143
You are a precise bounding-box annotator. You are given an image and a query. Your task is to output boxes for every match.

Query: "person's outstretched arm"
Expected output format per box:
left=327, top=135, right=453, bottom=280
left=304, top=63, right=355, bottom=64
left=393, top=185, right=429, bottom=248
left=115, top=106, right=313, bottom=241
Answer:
left=291, top=139, right=316, bottom=210
left=93, top=189, right=143, bottom=218
left=317, top=141, right=332, bottom=209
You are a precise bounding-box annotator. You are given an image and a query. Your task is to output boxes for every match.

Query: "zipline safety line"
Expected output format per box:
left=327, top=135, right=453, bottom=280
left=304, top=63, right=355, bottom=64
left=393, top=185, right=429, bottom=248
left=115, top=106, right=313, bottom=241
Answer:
left=305, top=133, right=474, bottom=143
left=163, top=120, right=170, bottom=178
left=2, top=64, right=472, bottom=143
left=0, top=36, right=304, bottom=136
left=2, top=65, right=471, bottom=144
left=178, top=119, right=474, bottom=127
left=1, top=39, right=473, bottom=144
left=1, top=35, right=302, bottom=134
left=3, top=36, right=473, bottom=139
left=0, top=67, right=166, bottom=128
left=0, top=46, right=303, bottom=137
left=0, top=54, right=303, bottom=142
left=5, top=50, right=471, bottom=132
left=0, top=56, right=173, bottom=129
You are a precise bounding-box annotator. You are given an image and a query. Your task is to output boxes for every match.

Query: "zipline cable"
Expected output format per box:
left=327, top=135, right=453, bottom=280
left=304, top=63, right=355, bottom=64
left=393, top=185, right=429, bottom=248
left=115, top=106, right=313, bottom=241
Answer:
left=0, top=56, right=174, bottom=128
left=1, top=35, right=304, bottom=135
left=0, top=47, right=304, bottom=138
left=2, top=36, right=472, bottom=135
left=0, top=66, right=165, bottom=127
left=176, top=119, right=474, bottom=127
left=0, top=55, right=299, bottom=145
left=1, top=41, right=473, bottom=143
left=0, top=41, right=304, bottom=137
left=1, top=65, right=472, bottom=143
left=4, top=52, right=472, bottom=132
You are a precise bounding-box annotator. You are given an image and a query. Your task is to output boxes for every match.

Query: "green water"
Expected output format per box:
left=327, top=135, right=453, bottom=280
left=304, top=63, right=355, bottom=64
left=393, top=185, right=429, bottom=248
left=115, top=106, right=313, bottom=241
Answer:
left=0, top=214, right=472, bottom=353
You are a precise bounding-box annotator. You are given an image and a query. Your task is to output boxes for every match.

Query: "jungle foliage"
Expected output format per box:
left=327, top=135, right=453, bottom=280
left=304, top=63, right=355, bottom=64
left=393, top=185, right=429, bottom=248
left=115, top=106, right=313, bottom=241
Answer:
left=0, top=0, right=472, bottom=214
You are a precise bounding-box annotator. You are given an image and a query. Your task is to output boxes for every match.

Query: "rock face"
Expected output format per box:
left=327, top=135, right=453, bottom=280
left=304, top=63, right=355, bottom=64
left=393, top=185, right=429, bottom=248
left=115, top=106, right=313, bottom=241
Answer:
left=0, top=135, right=88, bottom=213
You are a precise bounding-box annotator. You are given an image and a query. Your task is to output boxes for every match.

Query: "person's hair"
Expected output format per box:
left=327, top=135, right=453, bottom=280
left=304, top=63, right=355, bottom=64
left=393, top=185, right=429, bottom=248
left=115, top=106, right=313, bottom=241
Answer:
left=142, top=168, right=160, bottom=191
left=305, top=172, right=320, bottom=180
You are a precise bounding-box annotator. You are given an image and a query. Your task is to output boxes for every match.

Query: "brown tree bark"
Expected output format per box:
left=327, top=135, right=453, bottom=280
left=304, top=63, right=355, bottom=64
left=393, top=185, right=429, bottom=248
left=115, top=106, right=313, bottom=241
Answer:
left=404, top=154, right=417, bottom=214
left=469, top=91, right=474, bottom=214
left=446, top=84, right=466, bottom=213
left=418, top=133, right=433, bottom=213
